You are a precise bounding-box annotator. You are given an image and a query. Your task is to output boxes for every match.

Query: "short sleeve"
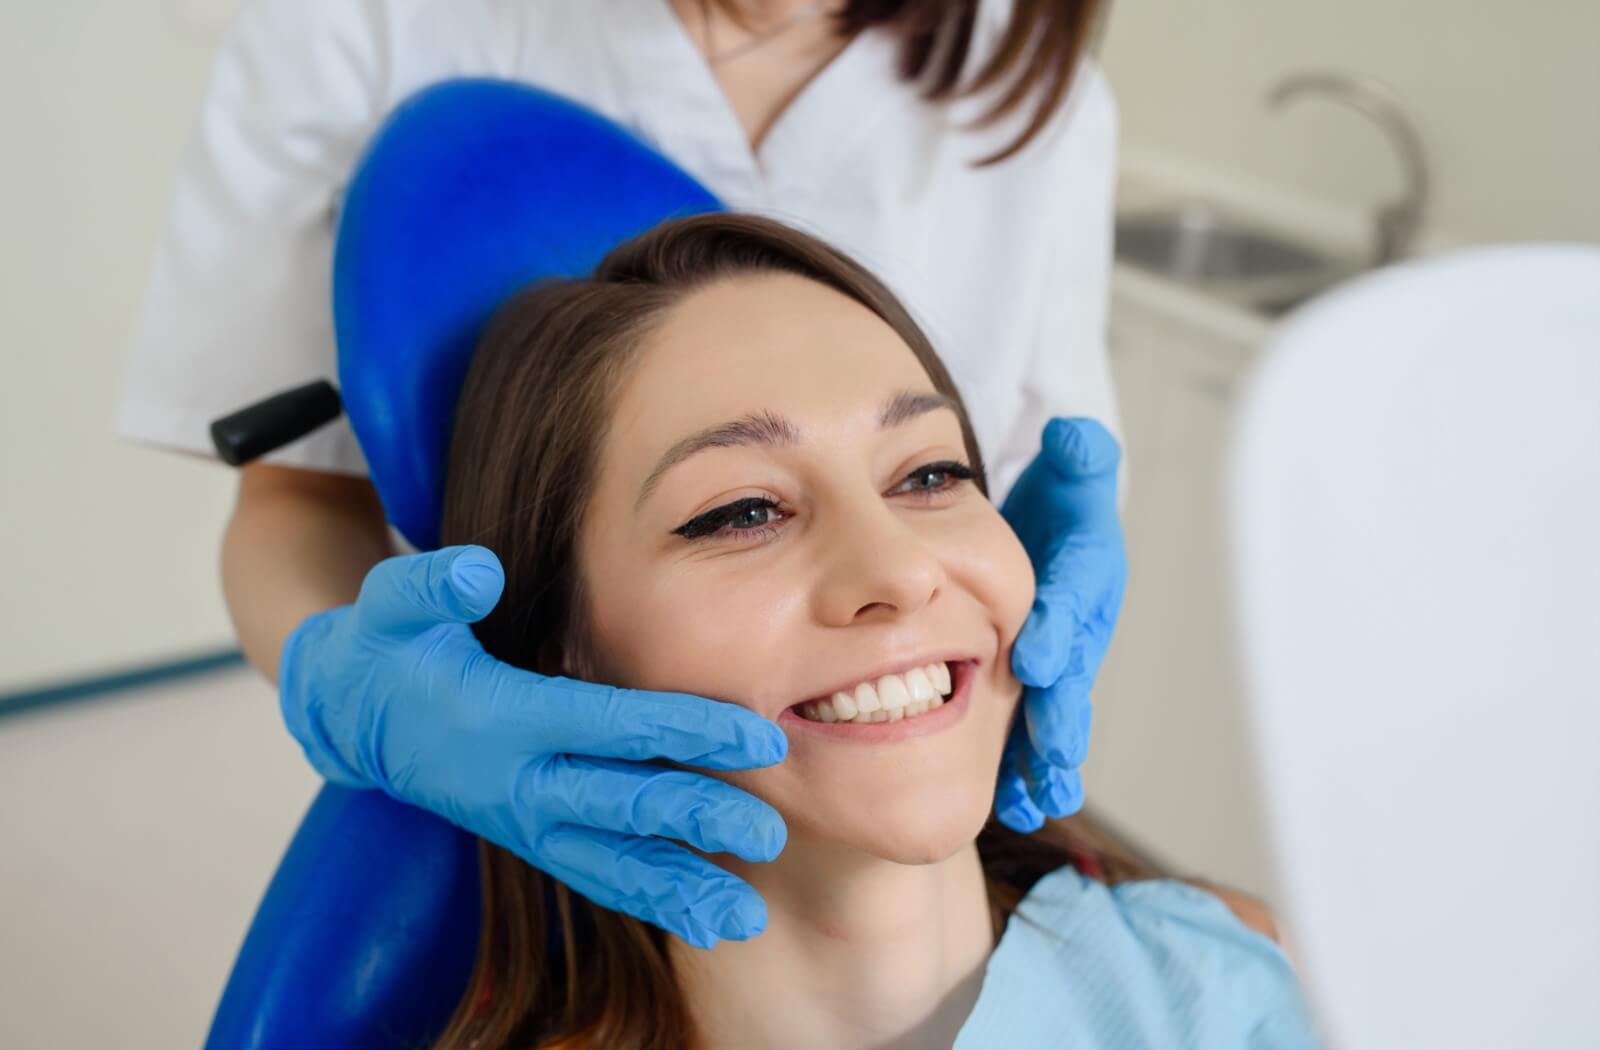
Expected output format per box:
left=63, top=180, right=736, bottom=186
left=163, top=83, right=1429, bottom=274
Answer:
left=985, top=61, right=1125, bottom=502
left=115, top=0, right=389, bottom=474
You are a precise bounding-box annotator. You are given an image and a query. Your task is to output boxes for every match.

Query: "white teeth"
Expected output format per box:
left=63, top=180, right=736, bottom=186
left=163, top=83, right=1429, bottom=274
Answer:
left=877, top=674, right=910, bottom=710
left=794, top=662, right=958, bottom=724
left=831, top=690, right=858, bottom=719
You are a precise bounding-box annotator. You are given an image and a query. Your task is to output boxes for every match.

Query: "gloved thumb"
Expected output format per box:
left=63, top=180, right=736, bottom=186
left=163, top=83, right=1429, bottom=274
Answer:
left=356, top=545, right=506, bottom=636
left=1041, top=417, right=1120, bottom=480
left=1037, top=418, right=1122, bottom=533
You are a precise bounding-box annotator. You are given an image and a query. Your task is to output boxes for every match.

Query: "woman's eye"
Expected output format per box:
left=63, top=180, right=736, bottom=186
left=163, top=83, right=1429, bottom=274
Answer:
left=730, top=504, right=776, bottom=528
left=673, top=461, right=971, bottom=542
left=892, top=459, right=974, bottom=498
left=673, top=497, right=785, bottom=540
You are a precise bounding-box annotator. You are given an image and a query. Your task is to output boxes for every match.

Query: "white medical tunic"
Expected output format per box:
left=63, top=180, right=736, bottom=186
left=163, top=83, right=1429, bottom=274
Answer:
left=117, top=0, right=1121, bottom=499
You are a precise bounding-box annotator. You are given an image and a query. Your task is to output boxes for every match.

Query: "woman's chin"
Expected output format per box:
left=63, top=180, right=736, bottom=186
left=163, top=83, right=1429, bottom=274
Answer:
left=786, top=784, right=995, bottom=866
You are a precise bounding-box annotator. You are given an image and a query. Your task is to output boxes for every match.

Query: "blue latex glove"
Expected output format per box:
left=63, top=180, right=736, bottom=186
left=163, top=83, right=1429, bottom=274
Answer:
left=278, top=545, right=789, bottom=949
left=996, top=418, right=1128, bottom=831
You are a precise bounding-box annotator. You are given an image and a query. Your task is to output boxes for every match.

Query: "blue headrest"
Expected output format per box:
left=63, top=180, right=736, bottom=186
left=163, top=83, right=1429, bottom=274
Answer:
left=206, top=787, right=480, bottom=1049
left=333, top=79, right=723, bottom=550
left=205, top=83, right=723, bottom=1050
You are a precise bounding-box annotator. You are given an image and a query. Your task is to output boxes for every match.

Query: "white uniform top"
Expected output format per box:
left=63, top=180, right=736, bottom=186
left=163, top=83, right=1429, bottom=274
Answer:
left=117, top=0, right=1120, bottom=499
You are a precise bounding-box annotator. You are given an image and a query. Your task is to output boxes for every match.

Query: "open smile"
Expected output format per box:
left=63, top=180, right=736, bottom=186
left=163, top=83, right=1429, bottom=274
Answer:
left=778, top=659, right=978, bottom=742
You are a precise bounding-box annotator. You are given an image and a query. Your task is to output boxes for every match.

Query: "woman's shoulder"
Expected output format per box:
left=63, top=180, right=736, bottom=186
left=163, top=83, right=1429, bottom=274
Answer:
left=955, top=866, right=1322, bottom=1048
left=1184, top=879, right=1284, bottom=942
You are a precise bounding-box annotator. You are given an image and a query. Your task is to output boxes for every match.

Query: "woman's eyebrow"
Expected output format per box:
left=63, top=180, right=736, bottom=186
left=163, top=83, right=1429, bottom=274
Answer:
left=879, top=390, right=959, bottom=427
left=638, top=411, right=798, bottom=508
left=637, top=390, right=959, bottom=508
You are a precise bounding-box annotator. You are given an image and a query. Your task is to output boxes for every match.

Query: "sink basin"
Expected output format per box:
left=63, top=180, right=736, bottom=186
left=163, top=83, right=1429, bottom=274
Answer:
left=1117, top=208, right=1328, bottom=281
left=1115, top=204, right=1361, bottom=316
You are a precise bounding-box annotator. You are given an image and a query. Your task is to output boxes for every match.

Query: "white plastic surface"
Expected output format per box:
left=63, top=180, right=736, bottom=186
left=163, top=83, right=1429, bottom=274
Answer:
left=1229, top=245, right=1600, bottom=1049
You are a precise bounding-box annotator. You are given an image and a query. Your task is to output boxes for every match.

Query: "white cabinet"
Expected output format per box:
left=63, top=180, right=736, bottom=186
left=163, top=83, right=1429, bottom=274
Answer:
left=1085, top=268, right=1278, bottom=895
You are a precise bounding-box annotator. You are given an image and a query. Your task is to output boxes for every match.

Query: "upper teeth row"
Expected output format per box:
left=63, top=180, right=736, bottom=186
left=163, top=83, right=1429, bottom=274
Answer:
left=795, top=662, right=953, bottom=724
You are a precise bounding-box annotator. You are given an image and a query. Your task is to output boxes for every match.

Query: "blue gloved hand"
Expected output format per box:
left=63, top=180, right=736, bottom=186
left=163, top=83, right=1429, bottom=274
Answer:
left=996, top=418, right=1128, bottom=831
left=278, top=544, right=788, bottom=949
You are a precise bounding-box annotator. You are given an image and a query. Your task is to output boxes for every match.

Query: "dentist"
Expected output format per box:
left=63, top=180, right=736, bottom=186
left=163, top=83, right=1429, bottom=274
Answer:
left=118, top=0, right=1128, bottom=949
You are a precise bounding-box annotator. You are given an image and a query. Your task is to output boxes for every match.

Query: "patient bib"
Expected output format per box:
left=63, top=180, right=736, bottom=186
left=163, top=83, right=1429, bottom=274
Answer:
left=954, top=866, right=1322, bottom=1048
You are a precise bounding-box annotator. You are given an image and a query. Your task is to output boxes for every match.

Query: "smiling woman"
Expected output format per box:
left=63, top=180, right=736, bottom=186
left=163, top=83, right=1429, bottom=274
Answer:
left=432, top=214, right=1314, bottom=1050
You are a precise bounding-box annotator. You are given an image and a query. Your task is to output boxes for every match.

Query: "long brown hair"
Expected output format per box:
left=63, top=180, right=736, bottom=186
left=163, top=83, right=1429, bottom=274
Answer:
left=706, top=0, right=1108, bottom=165
left=433, top=214, right=1156, bottom=1049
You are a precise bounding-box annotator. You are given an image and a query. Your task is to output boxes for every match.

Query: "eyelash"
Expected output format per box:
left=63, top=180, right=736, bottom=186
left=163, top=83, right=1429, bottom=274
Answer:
left=672, top=460, right=975, bottom=542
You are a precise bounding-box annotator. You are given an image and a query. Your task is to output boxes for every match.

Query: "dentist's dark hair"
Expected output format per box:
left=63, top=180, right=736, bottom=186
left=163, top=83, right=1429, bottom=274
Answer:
left=701, top=0, right=1110, bottom=166
left=434, top=213, right=1158, bottom=1050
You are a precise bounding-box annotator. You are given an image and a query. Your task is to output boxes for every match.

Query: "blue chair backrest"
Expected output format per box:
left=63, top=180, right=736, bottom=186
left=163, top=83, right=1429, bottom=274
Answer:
left=336, top=79, right=722, bottom=552
left=205, top=80, right=723, bottom=1049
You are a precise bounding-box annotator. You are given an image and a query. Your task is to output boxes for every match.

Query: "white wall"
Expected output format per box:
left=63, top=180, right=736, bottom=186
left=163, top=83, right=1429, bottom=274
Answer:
left=1102, top=0, right=1600, bottom=247
left=1, top=1, right=242, bottom=693
left=0, top=670, right=318, bottom=1049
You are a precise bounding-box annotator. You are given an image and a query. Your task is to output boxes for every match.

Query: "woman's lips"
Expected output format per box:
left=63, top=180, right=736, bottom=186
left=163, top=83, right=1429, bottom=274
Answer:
left=777, top=660, right=977, bottom=743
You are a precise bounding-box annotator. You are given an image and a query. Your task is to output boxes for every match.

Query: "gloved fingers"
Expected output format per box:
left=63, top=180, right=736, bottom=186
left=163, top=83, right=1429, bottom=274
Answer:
left=520, top=755, right=786, bottom=863
left=1012, top=535, right=1124, bottom=688
left=527, top=678, right=788, bottom=771
left=994, top=760, right=1046, bottom=833
left=1012, top=584, right=1082, bottom=689
left=536, top=824, right=769, bottom=949
left=998, top=722, right=1080, bottom=828
left=1022, top=674, right=1094, bottom=771
left=355, top=545, right=505, bottom=636
left=1040, top=767, right=1085, bottom=820
left=1036, top=417, right=1123, bottom=535
left=1001, top=717, right=1083, bottom=823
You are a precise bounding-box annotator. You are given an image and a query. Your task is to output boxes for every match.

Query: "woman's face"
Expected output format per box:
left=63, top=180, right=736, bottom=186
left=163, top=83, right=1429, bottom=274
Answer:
left=577, top=273, right=1034, bottom=865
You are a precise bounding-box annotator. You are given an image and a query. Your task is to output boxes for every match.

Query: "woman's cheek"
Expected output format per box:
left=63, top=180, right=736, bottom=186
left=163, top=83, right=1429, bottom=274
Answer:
left=994, top=522, right=1037, bottom=646
left=587, top=569, right=794, bottom=707
left=944, top=507, right=1036, bottom=650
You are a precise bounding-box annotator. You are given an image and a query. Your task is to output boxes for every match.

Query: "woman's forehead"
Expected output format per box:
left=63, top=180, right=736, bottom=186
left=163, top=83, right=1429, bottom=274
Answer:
left=613, top=273, right=938, bottom=448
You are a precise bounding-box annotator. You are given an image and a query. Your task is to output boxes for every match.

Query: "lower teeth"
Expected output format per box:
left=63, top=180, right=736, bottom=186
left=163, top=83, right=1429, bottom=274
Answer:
left=802, top=696, right=946, bottom=724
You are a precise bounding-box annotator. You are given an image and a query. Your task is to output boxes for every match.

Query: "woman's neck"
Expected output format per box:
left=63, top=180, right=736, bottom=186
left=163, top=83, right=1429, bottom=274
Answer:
left=668, top=840, right=996, bottom=1050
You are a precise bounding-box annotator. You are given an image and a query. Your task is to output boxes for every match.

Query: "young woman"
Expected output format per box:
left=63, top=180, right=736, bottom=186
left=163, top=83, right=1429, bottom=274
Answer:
left=427, top=214, right=1316, bottom=1048
left=122, top=0, right=1132, bottom=948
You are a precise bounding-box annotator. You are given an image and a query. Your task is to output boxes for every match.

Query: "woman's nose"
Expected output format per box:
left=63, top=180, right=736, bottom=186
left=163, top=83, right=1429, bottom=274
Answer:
left=811, top=502, right=947, bottom=627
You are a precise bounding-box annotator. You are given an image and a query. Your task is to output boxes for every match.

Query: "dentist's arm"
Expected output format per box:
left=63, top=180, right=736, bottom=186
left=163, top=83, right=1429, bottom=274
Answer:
left=221, top=464, right=788, bottom=949
left=222, top=464, right=391, bottom=682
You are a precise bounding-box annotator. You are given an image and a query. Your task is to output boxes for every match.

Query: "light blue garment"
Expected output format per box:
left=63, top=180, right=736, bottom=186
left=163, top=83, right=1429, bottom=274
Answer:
left=955, top=866, right=1321, bottom=1048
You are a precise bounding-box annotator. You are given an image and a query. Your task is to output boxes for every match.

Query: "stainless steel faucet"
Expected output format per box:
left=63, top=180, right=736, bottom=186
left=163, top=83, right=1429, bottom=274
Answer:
left=1267, top=71, right=1430, bottom=265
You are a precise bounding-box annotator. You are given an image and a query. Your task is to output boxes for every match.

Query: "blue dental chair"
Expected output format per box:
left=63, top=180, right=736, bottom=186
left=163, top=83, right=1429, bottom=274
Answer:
left=203, top=81, right=721, bottom=1050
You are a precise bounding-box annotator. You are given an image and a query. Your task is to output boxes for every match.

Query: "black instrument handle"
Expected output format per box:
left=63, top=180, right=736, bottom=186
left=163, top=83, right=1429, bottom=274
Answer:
left=209, top=380, right=343, bottom=466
